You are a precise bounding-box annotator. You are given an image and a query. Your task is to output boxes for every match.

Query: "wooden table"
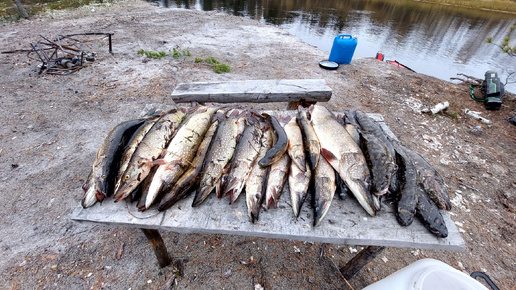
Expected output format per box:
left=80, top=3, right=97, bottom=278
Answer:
left=70, top=109, right=465, bottom=280
left=73, top=80, right=464, bottom=280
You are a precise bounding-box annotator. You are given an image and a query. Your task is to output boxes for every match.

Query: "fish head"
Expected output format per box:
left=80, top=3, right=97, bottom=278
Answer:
left=81, top=184, right=99, bottom=208
left=82, top=182, right=90, bottom=194
left=114, top=164, right=149, bottom=201
left=95, top=173, right=109, bottom=196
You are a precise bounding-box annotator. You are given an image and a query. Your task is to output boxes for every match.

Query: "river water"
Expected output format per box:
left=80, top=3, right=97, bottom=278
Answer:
left=152, top=0, right=516, bottom=93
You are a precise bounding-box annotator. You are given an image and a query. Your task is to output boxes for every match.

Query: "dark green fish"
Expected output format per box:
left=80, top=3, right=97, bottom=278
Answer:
left=403, top=148, right=452, bottom=211
left=416, top=189, right=449, bottom=238
left=393, top=142, right=418, bottom=226
left=91, top=118, right=145, bottom=204
left=258, top=113, right=288, bottom=167
left=354, top=110, right=398, bottom=195
left=360, top=132, right=397, bottom=196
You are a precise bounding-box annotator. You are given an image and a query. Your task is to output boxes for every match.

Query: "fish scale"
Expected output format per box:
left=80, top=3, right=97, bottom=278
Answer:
left=310, top=104, right=376, bottom=216
left=113, top=109, right=187, bottom=202
left=157, top=119, right=220, bottom=211
left=192, top=110, right=241, bottom=207
left=222, top=118, right=263, bottom=204
left=246, top=126, right=272, bottom=222
left=145, top=107, right=217, bottom=209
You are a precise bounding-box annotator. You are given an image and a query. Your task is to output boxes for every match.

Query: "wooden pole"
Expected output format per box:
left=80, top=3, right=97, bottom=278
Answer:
left=141, top=228, right=172, bottom=268
left=340, top=246, right=386, bottom=280
left=12, top=0, right=29, bottom=19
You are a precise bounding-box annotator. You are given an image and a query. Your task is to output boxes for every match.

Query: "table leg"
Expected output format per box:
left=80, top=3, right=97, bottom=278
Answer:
left=340, top=246, right=386, bottom=280
left=141, top=228, right=172, bottom=268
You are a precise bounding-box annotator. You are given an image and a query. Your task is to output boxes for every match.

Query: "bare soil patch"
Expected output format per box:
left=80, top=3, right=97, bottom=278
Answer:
left=0, top=1, right=515, bottom=289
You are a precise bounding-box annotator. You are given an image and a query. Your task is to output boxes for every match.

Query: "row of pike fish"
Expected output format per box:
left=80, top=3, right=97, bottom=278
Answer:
left=81, top=104, right=451, bottom=237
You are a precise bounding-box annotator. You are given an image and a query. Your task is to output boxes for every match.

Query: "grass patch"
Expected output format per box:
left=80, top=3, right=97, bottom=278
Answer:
left=137, top=49, right=167, bottom=59
left=213, top=63, right=231, bottom=74
left=195, top=57, right=231, bottom=73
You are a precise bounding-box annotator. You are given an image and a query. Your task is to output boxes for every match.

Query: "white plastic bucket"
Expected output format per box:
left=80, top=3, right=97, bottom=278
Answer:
left=363, top=258, right=488, bottom=290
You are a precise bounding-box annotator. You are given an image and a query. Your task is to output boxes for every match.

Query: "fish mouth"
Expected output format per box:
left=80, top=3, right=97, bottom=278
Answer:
left=249, top=208, right=260, bottom=223
left=113, top=181, right=137, bottom=202
left=346, top=180, right=376, bottom=216
left=192, top=185, right=214, bottom=207
left=373, top=186, right=389, bottom=196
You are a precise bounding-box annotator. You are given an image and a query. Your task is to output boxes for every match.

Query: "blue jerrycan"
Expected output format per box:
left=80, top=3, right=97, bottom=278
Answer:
left=328, top=35, right=358, bottom=64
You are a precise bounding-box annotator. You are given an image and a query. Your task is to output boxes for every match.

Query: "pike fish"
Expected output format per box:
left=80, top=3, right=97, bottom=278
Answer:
left=360, top=132, right=397, bottom=196
left=416, top=190, right=449, bottom=238
left=403, top=147, right=452, bottom=210
left=246, top=126, right=272, bottom=222
left=284, top=116, right=306, bottom=172
left=258, top=113, right=288, bottom=167
left=310, top=104, right=376, bottom=216
left=313, top=156, right=336, bottom=226
left=114, top=117, right=159, bottom=195
left=222, top=116, right=263, bottom=204
left=192, top=110, right=242, bottom=207
left=337, top=112, right=360, bottom=146
left=335, top=169, right=349, bottom=200
left=393, top=142, right=418, bottom=226
left=137, top=165, right=158, bottom=211
left=145, top=107, right=217, bottom=209
left=113, top=109, right=186, bottom=202
left=82, top=118, right=145, bottom=207
left=297, top=107, right=321, bottom=171
left=354, top=110, right=398, bottom=195
left=158, top=120, right=220, bottom=211
left=288, top=154, right=311, bottom=218
left=264, top=152, right=290, bottom=209
left=345, top=124, right=360, bottom=146
left=82, top=170, right=99, bottom=208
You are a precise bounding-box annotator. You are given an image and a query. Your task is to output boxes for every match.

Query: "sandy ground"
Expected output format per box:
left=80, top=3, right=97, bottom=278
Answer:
left=0, top=0, right=515, bottom=289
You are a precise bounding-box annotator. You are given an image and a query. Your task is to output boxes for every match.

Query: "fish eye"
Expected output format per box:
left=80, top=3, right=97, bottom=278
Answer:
left=124, top=175, right=130, bottom=180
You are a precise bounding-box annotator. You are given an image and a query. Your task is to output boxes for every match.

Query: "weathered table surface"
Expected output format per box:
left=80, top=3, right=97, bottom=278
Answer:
left=70, top=186, right=464, bottom=251
left=70, top=113, right=464, bottom=252
left=171, top=79, right=332, bottom=104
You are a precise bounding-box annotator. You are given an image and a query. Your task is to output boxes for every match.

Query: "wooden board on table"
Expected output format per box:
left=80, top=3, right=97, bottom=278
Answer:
left=70, top=183, right=464, bottom=251
left=171, top=79, right=332, bottom=103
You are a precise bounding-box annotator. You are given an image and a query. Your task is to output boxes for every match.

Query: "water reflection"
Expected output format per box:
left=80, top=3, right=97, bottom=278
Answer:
left=150, top=0, right=516, bottom=92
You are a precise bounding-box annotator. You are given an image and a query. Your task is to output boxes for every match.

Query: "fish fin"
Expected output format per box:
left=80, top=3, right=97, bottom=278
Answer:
left=96, top=190, right=106, bottom=203
left=150, top=158, right=167, bottom=165
left=320, top=148, right=338, bottom=163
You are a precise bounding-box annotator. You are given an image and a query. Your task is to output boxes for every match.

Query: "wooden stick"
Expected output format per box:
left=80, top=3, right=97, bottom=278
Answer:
left=141, top=228, right=172, bottom=268
left=340, top=246, right=385, bottom=280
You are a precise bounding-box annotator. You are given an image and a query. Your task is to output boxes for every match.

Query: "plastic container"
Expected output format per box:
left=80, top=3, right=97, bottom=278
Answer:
left=363, top=259, right=488, bottom=290
left=328, top=35, right=358, bottom=64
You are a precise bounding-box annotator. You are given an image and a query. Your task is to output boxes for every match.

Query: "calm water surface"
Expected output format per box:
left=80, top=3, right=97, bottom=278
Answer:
left=152, top=0, right=516, bottom=93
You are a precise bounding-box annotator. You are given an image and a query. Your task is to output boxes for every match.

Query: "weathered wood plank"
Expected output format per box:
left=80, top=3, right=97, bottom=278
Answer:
left=70, top=184, right=464, bottom=250
left=141, top=229, right=172, bottom=268
left=340, top=246, right=386, bottom=280
left=171, top=79, right=332, bottom=103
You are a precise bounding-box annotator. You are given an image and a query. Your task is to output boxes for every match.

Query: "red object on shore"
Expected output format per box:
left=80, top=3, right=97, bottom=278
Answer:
left=386, top=60, right=415, bottom=72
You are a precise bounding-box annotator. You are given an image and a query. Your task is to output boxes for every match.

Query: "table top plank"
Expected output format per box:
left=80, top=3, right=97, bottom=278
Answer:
left=171, top=79, right=332, bottom=103
left=71, top=183, right=464, bottom=251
